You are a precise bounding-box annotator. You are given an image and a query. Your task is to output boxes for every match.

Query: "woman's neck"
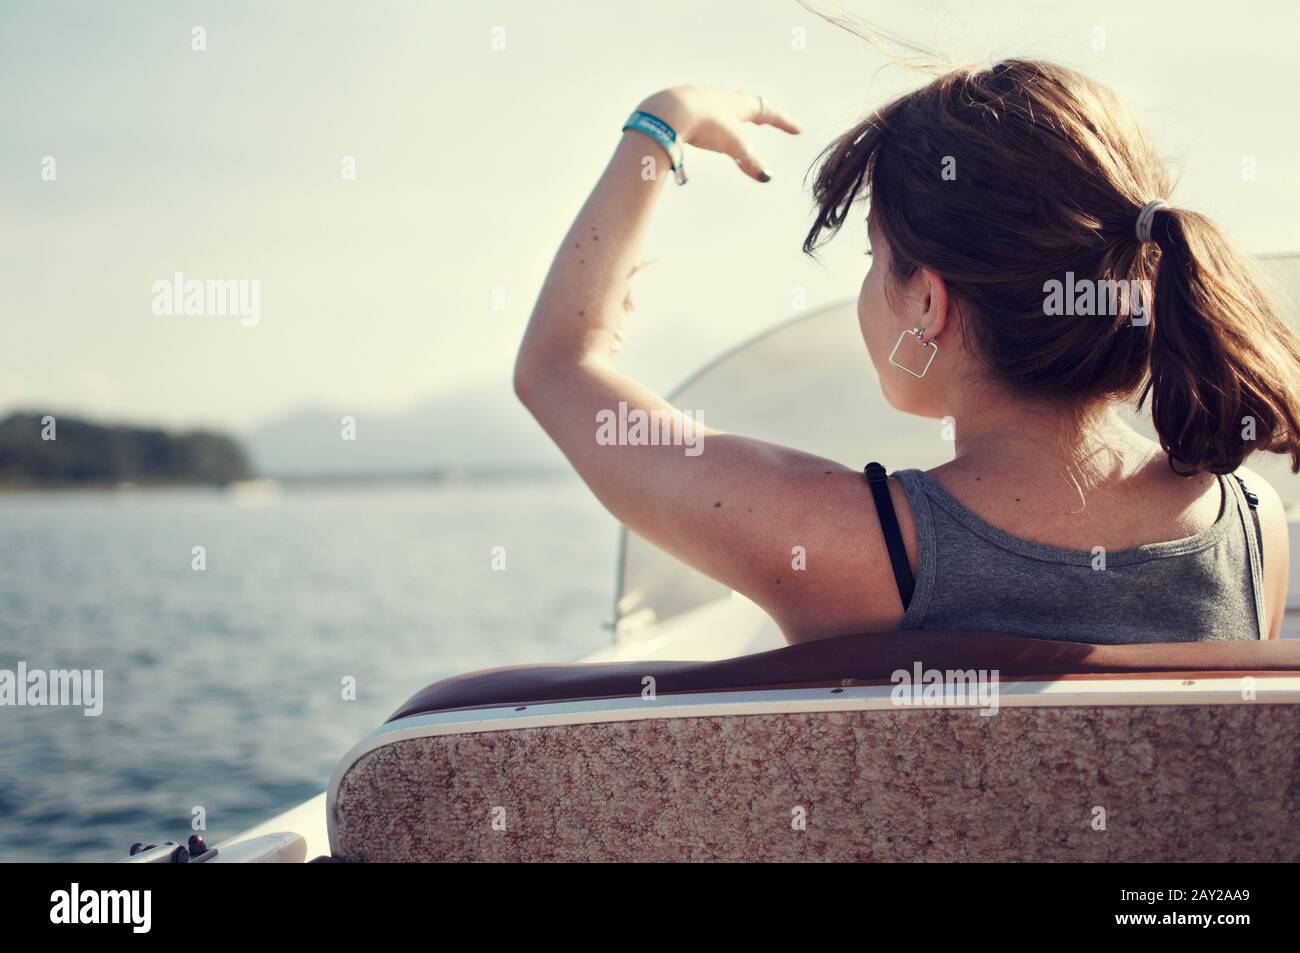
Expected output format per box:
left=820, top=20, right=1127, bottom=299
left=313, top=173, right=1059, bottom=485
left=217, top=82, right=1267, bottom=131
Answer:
left=946, top=395, right=1156, bottom=488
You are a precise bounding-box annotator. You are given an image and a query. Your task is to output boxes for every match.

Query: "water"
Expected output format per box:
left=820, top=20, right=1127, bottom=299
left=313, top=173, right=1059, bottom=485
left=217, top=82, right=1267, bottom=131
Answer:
left=0, top=478, right=617, bottom=862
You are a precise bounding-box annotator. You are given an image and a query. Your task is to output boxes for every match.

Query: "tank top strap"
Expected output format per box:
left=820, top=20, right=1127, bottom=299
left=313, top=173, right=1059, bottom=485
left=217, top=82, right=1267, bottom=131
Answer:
left=889, top=468, right=937, bottom=629
left=1225, top=472, right=1268, bottom=640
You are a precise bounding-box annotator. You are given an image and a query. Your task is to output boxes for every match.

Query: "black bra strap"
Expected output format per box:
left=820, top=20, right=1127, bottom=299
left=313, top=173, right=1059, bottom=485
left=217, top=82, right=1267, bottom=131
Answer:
left=1234, top=474, right=1260, bottom=510
left=864, top=462, right=914, bottom=611
left=1233, top=474, right=1264, bottom=566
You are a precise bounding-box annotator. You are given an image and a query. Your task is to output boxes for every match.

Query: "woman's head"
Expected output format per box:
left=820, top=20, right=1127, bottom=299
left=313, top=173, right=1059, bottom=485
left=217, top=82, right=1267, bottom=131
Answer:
left=805, top=59, right=1300, bottom=474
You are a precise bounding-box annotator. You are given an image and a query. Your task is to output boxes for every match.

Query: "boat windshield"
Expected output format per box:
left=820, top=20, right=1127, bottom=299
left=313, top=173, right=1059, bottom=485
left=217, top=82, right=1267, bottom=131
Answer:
left=613, top=255, right=1300, bottom=638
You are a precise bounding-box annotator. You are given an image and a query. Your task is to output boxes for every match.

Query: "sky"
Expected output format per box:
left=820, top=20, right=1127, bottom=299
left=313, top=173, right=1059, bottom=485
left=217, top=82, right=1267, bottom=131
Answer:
left=3, top=0, right=1299, bottom=431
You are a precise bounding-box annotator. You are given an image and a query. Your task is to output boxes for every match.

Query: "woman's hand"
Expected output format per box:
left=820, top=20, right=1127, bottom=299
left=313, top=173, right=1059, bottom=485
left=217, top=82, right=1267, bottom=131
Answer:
left=636, top=85, right=802, bottom=182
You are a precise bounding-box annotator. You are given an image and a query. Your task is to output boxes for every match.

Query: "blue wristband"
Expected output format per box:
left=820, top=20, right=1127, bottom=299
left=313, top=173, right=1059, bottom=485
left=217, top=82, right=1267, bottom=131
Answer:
left=622, top=110, right=687, bottom=185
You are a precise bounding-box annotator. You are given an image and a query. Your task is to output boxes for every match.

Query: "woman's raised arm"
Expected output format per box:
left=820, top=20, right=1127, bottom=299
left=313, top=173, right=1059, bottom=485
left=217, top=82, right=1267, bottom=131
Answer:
left=513, top=87, right=908, bottom=641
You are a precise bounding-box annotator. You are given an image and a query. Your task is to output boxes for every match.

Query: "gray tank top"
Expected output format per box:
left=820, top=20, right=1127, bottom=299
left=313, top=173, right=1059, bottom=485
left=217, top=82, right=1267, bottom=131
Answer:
left=891, top=468, right=1267, bottom=643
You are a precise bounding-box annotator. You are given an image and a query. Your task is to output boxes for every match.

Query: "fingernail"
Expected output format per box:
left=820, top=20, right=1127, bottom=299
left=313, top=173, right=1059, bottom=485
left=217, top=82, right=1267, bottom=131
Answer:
left=758, top=170, right=771, bottom=183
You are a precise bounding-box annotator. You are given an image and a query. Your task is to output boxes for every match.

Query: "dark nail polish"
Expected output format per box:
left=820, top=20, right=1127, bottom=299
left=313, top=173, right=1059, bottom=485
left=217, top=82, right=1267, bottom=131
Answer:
left=758, top=170, right=771, bottom=183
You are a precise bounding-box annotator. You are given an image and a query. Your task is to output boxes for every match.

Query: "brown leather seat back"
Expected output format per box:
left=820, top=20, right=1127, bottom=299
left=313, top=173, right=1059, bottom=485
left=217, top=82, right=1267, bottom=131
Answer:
left=389, top=629, right=1300, bottom=721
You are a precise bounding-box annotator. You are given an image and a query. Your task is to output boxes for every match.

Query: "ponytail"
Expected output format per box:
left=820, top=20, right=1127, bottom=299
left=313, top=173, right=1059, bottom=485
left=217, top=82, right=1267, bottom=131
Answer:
left=1143, top=207, right=1300, bottom=474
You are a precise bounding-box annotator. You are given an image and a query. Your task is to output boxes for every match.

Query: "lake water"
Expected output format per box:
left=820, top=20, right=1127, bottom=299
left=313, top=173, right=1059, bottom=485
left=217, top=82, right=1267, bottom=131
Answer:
left=0, top=478, right=617, bottom=862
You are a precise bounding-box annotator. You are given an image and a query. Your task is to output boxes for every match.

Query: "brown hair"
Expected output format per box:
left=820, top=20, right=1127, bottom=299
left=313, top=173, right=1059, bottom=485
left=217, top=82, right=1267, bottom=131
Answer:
left=804, top=58, right=1300, bottom=474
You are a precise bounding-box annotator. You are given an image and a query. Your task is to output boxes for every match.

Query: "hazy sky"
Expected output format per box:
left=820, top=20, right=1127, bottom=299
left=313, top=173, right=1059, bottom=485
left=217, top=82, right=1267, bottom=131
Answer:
left=3, top=0, right=1298, bottom=430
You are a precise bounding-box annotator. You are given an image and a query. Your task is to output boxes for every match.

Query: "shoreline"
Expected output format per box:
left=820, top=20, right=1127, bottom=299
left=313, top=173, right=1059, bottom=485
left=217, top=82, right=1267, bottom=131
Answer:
left=0, top=469, right=572, bottom=495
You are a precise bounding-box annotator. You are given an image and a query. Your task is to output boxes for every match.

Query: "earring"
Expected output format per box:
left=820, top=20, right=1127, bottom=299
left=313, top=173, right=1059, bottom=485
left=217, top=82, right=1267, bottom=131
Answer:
left=887, top=327, right=938, bottom=379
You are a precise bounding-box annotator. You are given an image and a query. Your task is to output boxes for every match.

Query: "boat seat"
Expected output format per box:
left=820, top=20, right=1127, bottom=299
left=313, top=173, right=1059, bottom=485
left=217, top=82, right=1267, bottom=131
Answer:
left=330, top=629, right=1300, bottom=862
left=388, top=628, right=1300, bottom=720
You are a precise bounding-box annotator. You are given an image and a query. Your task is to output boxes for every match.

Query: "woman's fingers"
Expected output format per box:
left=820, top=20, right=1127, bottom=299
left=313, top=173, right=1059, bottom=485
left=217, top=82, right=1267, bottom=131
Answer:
left=711, top=120, right=771, bottom=182
left=749, top=95, right=802, bottom=135
left=733, top=146, right=772, bottom=183
left=732, top=89, right=801, bottom=135
left=675, top=88, right=799, bottom=180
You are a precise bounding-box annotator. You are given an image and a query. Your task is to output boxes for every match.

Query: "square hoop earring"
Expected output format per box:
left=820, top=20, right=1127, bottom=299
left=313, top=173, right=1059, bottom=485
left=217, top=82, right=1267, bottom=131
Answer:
left=887, top=327, right=938, bottom=379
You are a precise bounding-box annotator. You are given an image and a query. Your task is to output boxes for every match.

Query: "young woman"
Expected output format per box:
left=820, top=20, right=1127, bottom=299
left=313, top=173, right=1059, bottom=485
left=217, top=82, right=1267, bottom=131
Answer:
left=514, top=61, right=1300, bottom=645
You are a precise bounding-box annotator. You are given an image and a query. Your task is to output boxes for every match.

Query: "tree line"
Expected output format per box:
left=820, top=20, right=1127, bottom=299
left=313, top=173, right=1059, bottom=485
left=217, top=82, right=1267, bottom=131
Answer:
left=0, top=412, right=252, bottom=486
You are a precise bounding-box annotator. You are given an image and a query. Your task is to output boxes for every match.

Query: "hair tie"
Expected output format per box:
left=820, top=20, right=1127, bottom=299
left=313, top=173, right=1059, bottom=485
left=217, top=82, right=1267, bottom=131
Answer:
left=1135, top=200, right=1166, bottom=245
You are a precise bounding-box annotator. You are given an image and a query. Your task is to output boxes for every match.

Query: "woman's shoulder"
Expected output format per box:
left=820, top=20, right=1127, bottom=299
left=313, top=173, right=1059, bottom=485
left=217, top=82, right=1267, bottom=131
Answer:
left=1235, top=463, right=1283, bottom=507
left=1232, top=462, right=1288, bottom=544
left=904, top=452, right=1226, bottom=553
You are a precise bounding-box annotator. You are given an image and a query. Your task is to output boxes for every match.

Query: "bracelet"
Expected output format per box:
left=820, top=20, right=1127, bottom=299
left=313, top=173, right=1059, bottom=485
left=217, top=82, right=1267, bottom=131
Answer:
left=622, top=110, right=687, bottom=185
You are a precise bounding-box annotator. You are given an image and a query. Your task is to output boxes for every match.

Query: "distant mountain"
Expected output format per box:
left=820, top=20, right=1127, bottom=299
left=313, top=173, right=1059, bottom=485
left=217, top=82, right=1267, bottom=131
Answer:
left=243, top=382, right=564, bottom=476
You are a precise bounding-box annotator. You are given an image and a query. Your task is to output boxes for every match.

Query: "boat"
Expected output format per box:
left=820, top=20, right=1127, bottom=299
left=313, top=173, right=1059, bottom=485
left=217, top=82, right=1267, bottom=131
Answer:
left=122, top=255, right=1300, bottom=863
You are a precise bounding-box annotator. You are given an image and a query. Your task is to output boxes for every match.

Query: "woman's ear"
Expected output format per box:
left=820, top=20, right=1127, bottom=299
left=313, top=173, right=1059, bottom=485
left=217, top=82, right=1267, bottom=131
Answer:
left=919, top=266, right=950, bottom=340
